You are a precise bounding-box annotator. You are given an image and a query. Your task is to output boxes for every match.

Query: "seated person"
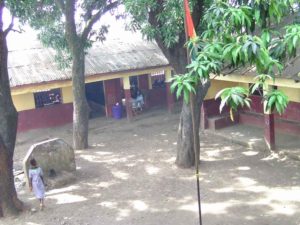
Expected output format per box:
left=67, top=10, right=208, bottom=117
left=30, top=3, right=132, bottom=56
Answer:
left=136, top=90, right=144, bottom=106
left=131, top=89, right=144, bottom=110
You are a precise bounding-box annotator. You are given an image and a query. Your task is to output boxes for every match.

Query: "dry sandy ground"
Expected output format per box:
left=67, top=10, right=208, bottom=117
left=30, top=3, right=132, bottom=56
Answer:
left=1, top=107, right=300, bottom=225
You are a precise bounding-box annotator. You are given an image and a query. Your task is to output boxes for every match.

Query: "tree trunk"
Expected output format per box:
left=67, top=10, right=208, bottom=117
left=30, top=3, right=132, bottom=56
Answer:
left=0, top=136, right=22, bottom=216
left=0, top=23, right=23, bottom=216
left=176, top=81, right=210, bottom=167
left=148, top=0, right=207, bottom=168
left=64, top=1, right=89, bottom=150
left=71, top=46, right=89, bottom=149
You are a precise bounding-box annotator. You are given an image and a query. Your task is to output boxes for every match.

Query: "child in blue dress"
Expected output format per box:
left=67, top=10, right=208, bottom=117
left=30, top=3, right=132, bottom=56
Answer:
left=29, top=158, right=45, bottom=210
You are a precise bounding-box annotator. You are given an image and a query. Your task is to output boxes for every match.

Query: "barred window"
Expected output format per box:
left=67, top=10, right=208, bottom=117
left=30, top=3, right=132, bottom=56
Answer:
left=34, top=88, right=62, bottom=108
left=151, top=71, right=165, bottom=88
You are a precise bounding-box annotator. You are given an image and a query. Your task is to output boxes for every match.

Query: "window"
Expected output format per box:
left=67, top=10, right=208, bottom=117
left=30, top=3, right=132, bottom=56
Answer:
left=151, top=71, right=165, bottom=88
left=34, top=88, right=62, bottom=108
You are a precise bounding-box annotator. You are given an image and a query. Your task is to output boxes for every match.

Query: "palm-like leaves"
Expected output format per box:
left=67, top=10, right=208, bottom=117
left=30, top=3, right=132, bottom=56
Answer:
left=173, top=0, right=297, bottom=118
left=170, top=74, right=196, bottom=104
left=284, top=24, right=300, bottom=57
left=250, top=74, right=273, bottom=94
left=215, top=87, right=251, bottom=121
left=171, top=36, right=223, bottom=104
left=264, top=90, right=289, bottom=115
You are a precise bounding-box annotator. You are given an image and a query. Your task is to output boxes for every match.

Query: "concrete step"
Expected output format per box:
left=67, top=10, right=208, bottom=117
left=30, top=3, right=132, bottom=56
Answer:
left=207, top=113, right=238, bottom=130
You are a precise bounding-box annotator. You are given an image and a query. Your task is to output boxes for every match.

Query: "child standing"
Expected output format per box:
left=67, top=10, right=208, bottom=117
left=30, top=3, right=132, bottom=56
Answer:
left=29, top=158, right=45, bottom=210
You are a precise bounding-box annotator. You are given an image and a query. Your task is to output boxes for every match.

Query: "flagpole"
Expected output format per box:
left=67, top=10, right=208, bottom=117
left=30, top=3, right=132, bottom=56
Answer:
left=183, top=1, right=203, bottom=225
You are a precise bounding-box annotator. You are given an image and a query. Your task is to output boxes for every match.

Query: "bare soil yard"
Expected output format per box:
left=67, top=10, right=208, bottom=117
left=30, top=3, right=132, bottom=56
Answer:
left=1, top=107, right=300, bottom=225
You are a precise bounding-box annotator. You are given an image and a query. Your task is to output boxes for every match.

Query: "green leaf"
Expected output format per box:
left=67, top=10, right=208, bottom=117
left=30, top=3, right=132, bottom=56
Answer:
left=268, top=95, right=276, bottom=108
left=183, top=89, right=190, bottom=104
left=244, top=98, right=251, bottom=108
left=293, top=35, right=299, bottom=48
left=251, top=43, right=258, bottom=55
left=216, top=88, right=229, bottom=99
left=250, top=83, right=260, bottom=94
left=232, top=46, right=242, bottom=64
left=170, top=80, right=178, bottom=93
left=277, top=94, right=283, bottom=105
left=176, top=85, right=183, bottom=99
left=219, top=95, right=230, bottom=113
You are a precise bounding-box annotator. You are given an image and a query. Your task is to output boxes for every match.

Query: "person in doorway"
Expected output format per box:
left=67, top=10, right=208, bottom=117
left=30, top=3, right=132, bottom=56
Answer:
left=136, top=90, right=144, bottom=107
left=29, top=158, right=45, bottom=211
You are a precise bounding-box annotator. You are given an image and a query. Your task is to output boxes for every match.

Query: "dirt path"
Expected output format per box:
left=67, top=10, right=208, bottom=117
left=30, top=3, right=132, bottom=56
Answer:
left=2, top=108, right=300, bottom=225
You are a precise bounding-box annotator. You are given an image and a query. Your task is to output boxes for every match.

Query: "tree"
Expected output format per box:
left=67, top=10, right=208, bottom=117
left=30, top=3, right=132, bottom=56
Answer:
left=13, top=0, right=119, bottom=149
left=0, top=0, right=23, bottom=216
left=173, top=0, right=297, bottom=147
left=169, top=0, right=298, bottom=223
left=123, top=0, right=211, bottom=168
left=124, top=0, right=299, bottom=167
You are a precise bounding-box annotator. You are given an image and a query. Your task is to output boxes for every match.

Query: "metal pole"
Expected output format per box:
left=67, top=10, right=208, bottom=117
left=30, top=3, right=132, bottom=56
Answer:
left=183, top=1, right=203, bottom=224
left=190, top=92, right=203, bottom=225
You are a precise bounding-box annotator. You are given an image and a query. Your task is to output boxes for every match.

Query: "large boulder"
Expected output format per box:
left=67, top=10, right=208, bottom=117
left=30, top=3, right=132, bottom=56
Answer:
left=23, top=138, right=76, bottom=189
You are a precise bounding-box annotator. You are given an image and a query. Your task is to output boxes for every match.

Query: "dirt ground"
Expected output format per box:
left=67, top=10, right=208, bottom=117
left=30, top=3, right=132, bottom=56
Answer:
left=1, top=107, right=300, bottom=225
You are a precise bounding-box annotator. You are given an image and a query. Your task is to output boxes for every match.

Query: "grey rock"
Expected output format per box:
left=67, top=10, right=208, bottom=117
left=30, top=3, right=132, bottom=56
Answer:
left=23, top=138, right=76, bottom=190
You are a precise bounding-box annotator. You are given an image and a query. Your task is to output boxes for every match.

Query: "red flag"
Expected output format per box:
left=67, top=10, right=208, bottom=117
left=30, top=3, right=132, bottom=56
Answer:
left=184, top=0, right=196, bottom=39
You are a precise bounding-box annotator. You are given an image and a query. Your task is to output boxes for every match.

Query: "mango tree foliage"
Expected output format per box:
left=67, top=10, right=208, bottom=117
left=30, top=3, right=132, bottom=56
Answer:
left=172, top=0, right=300, bottom=117
left=124, top=0, right=190, bottom=47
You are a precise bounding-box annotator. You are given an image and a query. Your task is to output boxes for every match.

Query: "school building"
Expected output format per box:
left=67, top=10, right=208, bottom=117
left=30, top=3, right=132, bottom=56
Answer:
left=201, top=65, right=300, bottom=150
left=8, top=31, right=300, bottom=150
left=9, top=33, right=176, bottom=132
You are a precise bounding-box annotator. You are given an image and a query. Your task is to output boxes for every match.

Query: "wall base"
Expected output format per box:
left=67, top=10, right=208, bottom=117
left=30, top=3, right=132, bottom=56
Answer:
left=18, top=103, right=73, bottom=132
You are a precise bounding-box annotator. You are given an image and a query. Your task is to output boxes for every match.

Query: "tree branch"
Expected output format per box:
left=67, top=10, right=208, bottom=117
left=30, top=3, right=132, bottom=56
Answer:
left=9, top=29, right=23, bottom=34
left=192, top=0, right=205, bottom=30
left=4, top=15, right=14, bottom=36
left=65, top=0, right=79, bottom=50
left=148, top=2, right=188, bottom=74
left=81, top=0, right=119, bottom=41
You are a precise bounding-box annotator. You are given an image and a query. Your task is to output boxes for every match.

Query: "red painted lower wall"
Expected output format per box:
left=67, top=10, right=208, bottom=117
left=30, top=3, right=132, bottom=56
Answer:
left=204, top=98, right=300, bottom=136
left=240, top=100, right=300, bottom=136
left=147, top=87, right=167, bottom=107
left=18, top=103, right=73, bottom=132
left=17, top=85, right=168, bottom=131
left=239, top=113, right=263, bottom=127
left=239, top=113, right=300, bottom=135
left=275, top=101, right=300, bottom=122
left=243, top=95, right=264, bottom=114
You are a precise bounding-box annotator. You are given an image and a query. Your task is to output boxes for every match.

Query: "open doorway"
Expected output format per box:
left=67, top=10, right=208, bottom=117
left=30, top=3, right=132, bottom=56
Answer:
left=85, top=81, right=105, bottom=118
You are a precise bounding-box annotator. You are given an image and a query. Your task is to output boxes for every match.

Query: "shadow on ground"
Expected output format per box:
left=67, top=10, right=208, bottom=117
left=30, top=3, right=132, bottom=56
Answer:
left=2, top=108, right=300, bottom=225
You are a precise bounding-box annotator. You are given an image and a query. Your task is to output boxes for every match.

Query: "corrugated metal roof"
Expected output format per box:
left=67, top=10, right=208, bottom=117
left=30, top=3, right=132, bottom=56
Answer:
left=8, top=32, right=169, bottom=88
left=222, top=57, right=300, bottom=82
